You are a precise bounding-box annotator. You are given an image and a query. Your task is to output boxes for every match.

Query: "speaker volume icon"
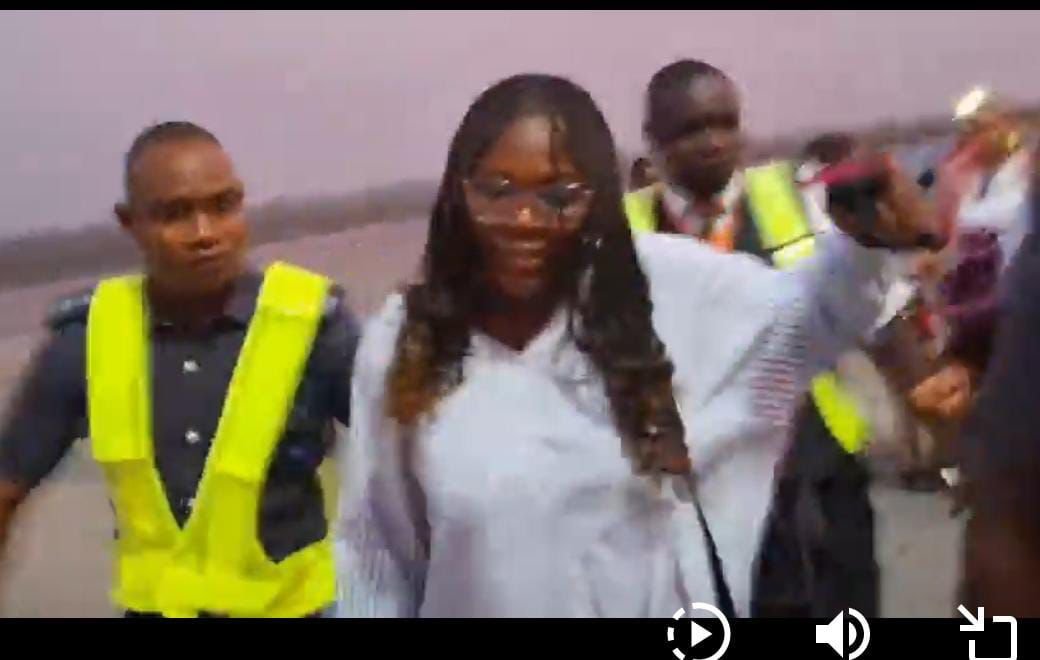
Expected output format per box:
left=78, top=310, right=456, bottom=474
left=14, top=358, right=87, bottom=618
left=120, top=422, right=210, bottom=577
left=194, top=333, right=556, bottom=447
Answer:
left=815, top=608, right=871, bottom=659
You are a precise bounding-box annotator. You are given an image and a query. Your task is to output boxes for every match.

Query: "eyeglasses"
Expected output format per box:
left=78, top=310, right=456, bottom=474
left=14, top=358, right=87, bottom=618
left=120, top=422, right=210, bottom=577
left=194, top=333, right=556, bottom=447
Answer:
left=463, top=178, right=594, bottom=220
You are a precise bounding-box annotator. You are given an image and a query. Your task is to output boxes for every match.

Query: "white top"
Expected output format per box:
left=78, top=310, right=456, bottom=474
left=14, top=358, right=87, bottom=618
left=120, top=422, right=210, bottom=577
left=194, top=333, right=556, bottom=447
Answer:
left=335, top=230, right=888, bottom=618
left=957, top=148, right=1034, bottom=270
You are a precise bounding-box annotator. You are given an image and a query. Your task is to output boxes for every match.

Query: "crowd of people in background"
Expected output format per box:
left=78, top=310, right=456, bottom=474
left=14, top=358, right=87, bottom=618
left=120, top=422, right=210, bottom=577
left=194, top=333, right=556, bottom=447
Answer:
left=1, top=57, right=1038, bottom=618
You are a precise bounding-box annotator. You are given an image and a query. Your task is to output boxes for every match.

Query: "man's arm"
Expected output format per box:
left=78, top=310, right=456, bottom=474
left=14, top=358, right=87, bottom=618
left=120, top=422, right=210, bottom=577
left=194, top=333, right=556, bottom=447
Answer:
left=0, top=307, right=89, bottom=558
left=794, top=156, right=939, bottom=374
left=321, top=287, right=361, bottom=430
left=0, top=480, right=28, bottom=556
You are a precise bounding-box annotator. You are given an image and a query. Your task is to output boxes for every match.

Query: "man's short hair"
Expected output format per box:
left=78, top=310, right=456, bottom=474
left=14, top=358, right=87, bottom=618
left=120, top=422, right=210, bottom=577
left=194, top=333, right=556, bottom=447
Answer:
left=645, top=59, right=730, bottom=138
left=802, top=132, right=856, bottom=166
left=124, top=121, right=221, bottom=198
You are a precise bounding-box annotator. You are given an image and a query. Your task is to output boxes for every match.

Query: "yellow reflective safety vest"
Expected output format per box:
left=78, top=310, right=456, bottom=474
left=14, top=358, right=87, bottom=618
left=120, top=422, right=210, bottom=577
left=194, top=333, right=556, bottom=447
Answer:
left=86, top=262, right=336, bottom=617
left=624, top=184, right=660, bottom=234
left=623, top=166, right=870, bottom=454
left=625, top=183, right=737, bottom=251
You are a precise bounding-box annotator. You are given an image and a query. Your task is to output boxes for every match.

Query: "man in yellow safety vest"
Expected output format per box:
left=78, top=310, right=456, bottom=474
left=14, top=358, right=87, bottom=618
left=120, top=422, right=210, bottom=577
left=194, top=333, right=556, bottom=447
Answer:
left=626, top=60, right=880, bottom=617
left=0, top=121, right=358, bottom=617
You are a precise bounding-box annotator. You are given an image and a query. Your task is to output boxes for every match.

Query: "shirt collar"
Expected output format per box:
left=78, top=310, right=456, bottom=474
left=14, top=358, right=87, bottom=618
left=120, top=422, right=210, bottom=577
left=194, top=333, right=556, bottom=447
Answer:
left=150, top=267, right=263, bottom=331
left=660, top=173, right=743, bottom=235
left=661, top=184, right=692, bottom=227
left=223, top=268, right=264, bottom=326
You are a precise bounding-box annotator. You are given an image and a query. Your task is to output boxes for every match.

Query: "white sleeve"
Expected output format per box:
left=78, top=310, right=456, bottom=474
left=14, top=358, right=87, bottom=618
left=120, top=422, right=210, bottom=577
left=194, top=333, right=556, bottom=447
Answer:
left=335, top=295, right=427, bottom=618
left=959, top=184, right=1029, bottom=234
left=785, top=229, right=890, bottom=376
left=635, top=231, right=888, bottom=470
left=959, top=186, right=1032, bottom=269
left=801, top=188, right=912, bottom=336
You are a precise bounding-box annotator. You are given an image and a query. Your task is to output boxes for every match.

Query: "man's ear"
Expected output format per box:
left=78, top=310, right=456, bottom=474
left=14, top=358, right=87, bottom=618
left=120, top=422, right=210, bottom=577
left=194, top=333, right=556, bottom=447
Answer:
left=643, top=124, right=666, bottom=165
left=642, top=121, right=655, bottom=150
left=115, top=202, right=132, bottom=231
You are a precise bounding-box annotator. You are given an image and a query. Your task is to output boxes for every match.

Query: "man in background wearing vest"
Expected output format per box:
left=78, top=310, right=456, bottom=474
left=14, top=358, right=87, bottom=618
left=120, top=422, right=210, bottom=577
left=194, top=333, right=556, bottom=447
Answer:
left=626, top=59, right=881, bottom=617
left=0, top=122, right=359, bottom=617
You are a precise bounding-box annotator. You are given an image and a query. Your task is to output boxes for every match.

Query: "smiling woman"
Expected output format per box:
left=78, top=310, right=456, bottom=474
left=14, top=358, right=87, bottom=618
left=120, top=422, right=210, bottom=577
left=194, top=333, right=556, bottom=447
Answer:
left=333, top=73, right=925, bottom=618
left=383, top=75, right=687, bottom=473
left=460, top=116, right=595, bottom=319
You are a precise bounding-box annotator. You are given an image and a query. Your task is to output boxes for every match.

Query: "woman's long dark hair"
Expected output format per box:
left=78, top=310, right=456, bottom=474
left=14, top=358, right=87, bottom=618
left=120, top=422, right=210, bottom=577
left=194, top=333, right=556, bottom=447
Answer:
left=386, top=74, right=688, bottom=474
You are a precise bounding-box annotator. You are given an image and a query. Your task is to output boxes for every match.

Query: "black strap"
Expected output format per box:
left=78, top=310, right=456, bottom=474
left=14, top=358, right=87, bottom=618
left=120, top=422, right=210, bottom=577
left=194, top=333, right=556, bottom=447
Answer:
left=693, top=494, right=737, bottom=619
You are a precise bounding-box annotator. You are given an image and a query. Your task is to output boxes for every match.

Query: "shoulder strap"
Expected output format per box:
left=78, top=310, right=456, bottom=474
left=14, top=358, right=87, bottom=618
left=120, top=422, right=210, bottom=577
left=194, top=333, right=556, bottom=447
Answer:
left=624, top=185, right=661, bottom=233
left=208, top=261, right=331, bottom=482
left=690, top=483, right=736, bottom=619
left=744, top=162, right=817, bottom=269
left=87, top=274, right=151, bottom=463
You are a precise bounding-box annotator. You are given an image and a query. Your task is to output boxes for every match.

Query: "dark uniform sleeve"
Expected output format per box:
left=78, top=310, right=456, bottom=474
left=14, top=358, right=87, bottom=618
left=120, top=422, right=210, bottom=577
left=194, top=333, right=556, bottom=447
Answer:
left=314, top=285, right=360, bottom=429
left=0, top=291, right=90, bottom=489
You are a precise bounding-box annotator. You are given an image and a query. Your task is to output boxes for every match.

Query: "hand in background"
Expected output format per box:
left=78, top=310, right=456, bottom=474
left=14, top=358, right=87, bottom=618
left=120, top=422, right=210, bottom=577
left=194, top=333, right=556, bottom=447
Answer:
left=908, top=360, right=975, bottom=420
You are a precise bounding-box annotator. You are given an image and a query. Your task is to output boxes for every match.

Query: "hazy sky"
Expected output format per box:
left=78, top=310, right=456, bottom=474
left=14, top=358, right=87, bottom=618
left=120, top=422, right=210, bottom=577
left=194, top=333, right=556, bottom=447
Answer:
left=2, top=10, right=1038, bottom=238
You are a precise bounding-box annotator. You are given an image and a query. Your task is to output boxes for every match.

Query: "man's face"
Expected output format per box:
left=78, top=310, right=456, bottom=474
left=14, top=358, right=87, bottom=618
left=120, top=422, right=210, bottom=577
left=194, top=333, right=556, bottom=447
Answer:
left=118, top=139, right=248, bottom=297
left=646, top=74, right=742, bottom=198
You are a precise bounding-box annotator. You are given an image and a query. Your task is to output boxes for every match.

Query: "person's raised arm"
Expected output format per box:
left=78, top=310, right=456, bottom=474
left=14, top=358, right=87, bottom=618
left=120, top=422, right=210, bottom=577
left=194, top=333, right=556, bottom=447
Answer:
left=636, top=157, right=936, bottom=473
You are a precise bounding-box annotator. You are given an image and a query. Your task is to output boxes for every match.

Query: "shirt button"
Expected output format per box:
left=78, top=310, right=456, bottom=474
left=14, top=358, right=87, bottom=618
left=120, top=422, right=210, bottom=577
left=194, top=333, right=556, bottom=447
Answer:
left=182, top=359, right=200, bottom=374
left=184, top=429, right=202, bottom=445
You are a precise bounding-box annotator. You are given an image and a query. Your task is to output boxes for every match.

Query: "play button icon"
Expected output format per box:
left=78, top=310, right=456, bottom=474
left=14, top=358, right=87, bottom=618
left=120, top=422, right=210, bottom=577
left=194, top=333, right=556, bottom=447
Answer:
left=689, top=619, right=713, bottom=648
left=667, top=602, right=732, bottom=660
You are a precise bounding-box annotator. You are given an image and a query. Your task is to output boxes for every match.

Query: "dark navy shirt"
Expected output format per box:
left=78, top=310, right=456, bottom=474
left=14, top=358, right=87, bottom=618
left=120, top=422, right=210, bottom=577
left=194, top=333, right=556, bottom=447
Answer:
left=0, top=269, right=359, bottom=562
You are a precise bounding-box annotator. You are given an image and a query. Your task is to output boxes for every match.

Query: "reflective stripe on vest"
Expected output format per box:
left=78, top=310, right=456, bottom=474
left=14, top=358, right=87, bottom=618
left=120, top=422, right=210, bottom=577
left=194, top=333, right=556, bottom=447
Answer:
left=744, top=162, right=870, bottom=454
left=87, top=262, right=335, bottom=617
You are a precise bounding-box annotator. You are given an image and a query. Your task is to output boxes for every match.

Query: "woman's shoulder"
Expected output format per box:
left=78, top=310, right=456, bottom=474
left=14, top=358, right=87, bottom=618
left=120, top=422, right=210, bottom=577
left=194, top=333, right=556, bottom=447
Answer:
left=356, top=291, right=407, bottom=368
left=369, top=291, right=407, bottom=330
left=634, top=231, right=773, bottom=278
left=633, top=232, right=783, bottom=313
